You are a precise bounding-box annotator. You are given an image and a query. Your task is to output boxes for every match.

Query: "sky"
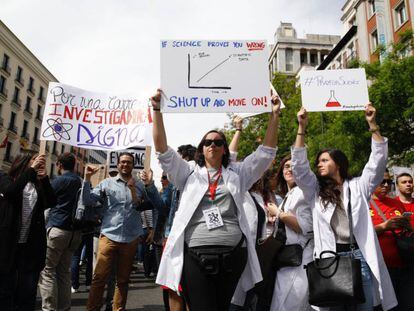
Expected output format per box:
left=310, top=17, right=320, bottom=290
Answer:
left=1, top=0, right=344, bottom=181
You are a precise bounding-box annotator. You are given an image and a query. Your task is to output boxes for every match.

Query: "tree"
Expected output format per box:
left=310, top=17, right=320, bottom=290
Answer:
left=224, top=30, right=414, bottom=173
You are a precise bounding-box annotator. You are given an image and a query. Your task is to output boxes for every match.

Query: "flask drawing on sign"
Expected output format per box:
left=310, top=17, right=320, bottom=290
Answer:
left=326, top=90, right=341, bottom=107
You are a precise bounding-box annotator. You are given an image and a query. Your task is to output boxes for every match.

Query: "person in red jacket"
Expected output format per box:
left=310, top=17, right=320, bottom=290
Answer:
left=370, top=170, right=412, bottom=311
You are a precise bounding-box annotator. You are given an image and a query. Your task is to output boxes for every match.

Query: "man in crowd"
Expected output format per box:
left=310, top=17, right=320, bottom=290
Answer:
left=82, top=152, right=163, bottom=310
left=39, top=153, right=83, bottom=311
left=370, top=170, right=412, bottom=311
left=395, top=172, right=414, bottom=219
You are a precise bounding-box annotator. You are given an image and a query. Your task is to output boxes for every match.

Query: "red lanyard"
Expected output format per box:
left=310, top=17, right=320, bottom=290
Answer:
left=207, top=167, right=222, bottom=201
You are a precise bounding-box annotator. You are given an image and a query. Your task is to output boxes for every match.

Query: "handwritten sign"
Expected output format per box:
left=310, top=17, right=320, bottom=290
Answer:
left=160, top=40, right=270, bottom=113
left=108, top=147, right=146, bottom=170
left=299, top=68, right=369, bottom=112
left=40, top=83, right=152, bottom=150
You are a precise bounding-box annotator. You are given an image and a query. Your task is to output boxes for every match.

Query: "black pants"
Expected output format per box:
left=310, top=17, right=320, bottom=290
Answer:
left=181, top=245, right=248, bottom=311
left=0, top=245, right=40, bottom=311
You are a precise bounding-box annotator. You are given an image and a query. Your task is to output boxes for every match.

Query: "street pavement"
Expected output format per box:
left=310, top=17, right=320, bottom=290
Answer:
left=35, top=264, right=164, bottom=310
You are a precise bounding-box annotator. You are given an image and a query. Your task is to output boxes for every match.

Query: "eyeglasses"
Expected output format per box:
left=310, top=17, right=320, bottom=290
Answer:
left=381, top=179, right=393, bottom=185
left=203, top=139, right=225, bottom=147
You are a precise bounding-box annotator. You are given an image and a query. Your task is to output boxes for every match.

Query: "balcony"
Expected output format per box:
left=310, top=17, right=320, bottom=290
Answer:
left=21, top=132, right=30, bottom=140
left=11, top=98, right=22, bottom=109
left=4, top=154, right=14, bottom=164
left=8, top=125, right=18, bottom=134
left=35, top=114, right=43, bottom=123
left=24, top=106, right=33, bottom=117
left=27, top=87, right=34, bottom=96
left=0, top=64, right=11, bottom=76
left=0, top=87, right=8, bottom=101
left=15, top=77, right=24, bottom=88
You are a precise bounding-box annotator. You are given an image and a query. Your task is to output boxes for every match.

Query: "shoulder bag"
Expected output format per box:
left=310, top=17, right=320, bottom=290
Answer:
left=371, top=199, right=414, bottom=264
left=305, top=187, right=365, bottom=307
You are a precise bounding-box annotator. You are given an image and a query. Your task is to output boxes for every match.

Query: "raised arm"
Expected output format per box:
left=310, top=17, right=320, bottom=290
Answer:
left=291, top=107, right=318, bottom=199
left=82, top=166, right=105, bottom=206
left=150, top=89, right=168, bottom=154
left=228, top=116, right=243, bottom=154
left=358, top=103, right=388, bottom=198
left=262, top=95, right=281, bottom=148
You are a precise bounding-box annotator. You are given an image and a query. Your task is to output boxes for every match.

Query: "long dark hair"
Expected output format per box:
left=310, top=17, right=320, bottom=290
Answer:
left=275, top=154, right=296, bottom=198
left=8, top=153, right=36, bottom=181
left=195, top=130, right=230, bottom=168
left=315, top=149, right=350, bottom=208
left=262, top=169, right=277, bottom=204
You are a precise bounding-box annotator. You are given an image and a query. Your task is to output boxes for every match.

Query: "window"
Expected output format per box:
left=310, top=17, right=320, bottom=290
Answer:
left=300, top=52, right=307, bottom=64
left=285, top=48, right=293, bottom=72
left=61, top=144, right=65, bottom=154
left=22, top=120, right=28, bottom=138
left=50, top=163, right=55, bottom=177
left=25, top=97, right=32, bottom=112
left=4, top=142, right=12, bottom=162
left=12, top=87, right=20, bottom=105
left=9, top=112, right=16, bottom=132
left=0, top=75, right=6, bottom=95
left=52, top=141, right=57, bottom=154
left=395, top=2, right=408, bottom=28
left=310, top=53, right=317, bottom=65
left=33, top=127, right=39, bottom=144
left=38, top=86, right=44, bottom=101
left=16, top=66, right=23, bottom=83
left=2, top=54, right=10, bottom=73
left=28, top=77, right=34, bottom=92
left=36, top=105, right=42, bottom=120
left=371, top=29, right=379, bottom=51
left=368, top=0, right=376, bottom=16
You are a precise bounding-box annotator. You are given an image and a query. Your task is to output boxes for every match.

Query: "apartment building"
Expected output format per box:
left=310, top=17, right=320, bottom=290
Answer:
left=0, top=20, right=87, bottom=177
left=268, top=22, right=341, bottom=78
left=319, top=0, right=413, bottom=70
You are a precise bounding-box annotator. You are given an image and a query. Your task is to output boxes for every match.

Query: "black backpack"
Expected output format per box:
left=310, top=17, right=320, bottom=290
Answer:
left=72, top=186, right=101, bottom=230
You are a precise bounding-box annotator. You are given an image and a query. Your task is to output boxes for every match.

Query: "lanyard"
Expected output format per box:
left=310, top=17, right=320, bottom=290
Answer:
left=207, top=167, right=222, bottom=201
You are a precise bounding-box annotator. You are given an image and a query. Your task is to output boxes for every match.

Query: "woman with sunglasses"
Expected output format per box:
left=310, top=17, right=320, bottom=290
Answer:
left=150, top=89, right=281, bottom=311
left=291, top=104, right=397, bottom=310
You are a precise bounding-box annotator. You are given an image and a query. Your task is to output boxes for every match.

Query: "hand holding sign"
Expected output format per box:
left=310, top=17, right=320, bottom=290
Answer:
left=85, top=165, right=100, bottom=181
left=271, top=95, right=281, bottom=116
left=297, top=107, right=309, bottom=128
left=232, top=115, right=243, bottom=130
left=365, top=103, right=377, bottom=124
left=140, top=169, right=153, bottom=186
left=150, top=89, right=162, bottom=110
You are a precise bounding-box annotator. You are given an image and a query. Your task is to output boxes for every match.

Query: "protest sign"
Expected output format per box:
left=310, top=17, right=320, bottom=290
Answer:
left=107, top=147, right=146, bottom=170
left=40, top=83, right=152, bottom=151
left=299, top=68, right=369, bottom=112
left=160, top=40, right=270, bottom=113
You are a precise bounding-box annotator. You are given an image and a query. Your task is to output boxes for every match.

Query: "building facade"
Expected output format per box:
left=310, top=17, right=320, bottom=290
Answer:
left=268, top=22, right=341, bottom=78
left=319, top=0, right=413, bottom=70
left=0, top=20, right=87, bottom=177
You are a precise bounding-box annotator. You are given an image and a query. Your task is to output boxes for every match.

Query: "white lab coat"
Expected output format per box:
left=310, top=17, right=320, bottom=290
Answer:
left=291, top=138, right=397, bottom=311
left=271, top=186, right=314, bottom=311
left=155, top=145, right=276, bottom=302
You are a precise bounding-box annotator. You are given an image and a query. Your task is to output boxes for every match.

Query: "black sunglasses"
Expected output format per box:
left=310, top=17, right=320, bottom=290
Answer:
left=381, top=179, right=393, bottom=185
left=203, top=139, right=225, bottom=147
left=161, top=176, right=168, bottom=180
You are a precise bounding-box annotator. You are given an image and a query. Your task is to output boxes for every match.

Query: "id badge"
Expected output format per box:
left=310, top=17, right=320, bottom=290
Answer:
left=203, top=206, right=224, bottom=230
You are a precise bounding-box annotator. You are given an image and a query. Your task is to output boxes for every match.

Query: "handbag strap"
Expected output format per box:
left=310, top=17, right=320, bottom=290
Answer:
left=271, top=194, right=289, bottom=238
left=347, top=186, right=356, bottom=252
left=370, top=199, right=388, bottom=222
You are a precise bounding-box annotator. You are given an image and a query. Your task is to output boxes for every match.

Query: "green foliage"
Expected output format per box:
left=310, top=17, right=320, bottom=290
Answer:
left=223, top=30, right=414, bottom=172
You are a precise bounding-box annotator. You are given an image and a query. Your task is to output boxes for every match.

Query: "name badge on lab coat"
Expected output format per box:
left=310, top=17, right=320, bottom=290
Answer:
left=203, top=206, right=224, bottom=230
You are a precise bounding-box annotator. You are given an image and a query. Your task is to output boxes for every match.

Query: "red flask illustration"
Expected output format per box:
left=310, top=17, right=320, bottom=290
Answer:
left=326, top=90, right=341, bottom=107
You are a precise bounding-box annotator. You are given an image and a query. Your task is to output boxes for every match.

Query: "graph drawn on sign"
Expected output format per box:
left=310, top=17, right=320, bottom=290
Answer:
left=187, top=53, right=232, bottom=90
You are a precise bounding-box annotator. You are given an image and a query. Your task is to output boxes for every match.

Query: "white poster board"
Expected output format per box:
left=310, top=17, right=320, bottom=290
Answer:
left=107, top=147, right=146, bottom=170
left=160, top=40, right=270, bottom=113
left=299, top=68, right=369, bottom=112
left=40, top=83, right=152, bottom=150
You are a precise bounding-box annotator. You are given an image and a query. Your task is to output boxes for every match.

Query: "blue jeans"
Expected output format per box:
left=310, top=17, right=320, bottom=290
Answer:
left=71, top=233, right=93, bottom=289
left=331, top=249, right=373, bottom=311
left=0, top=245, right=41, bottom=311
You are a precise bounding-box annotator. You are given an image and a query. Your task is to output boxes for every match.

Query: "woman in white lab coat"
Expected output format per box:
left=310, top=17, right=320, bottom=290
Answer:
left=291, top=104, right=397, bottom=311
left=270, top=154, right=313, bottom=311
left=150, top=89, right=281, bottom=311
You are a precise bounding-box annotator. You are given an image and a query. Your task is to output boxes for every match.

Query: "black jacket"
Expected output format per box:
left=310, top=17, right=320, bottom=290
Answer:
left=0, top=168, right=56, bottom=273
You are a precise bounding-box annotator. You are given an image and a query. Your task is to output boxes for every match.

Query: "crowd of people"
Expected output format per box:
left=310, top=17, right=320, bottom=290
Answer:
left=0, top=88, right=413, bottom=311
